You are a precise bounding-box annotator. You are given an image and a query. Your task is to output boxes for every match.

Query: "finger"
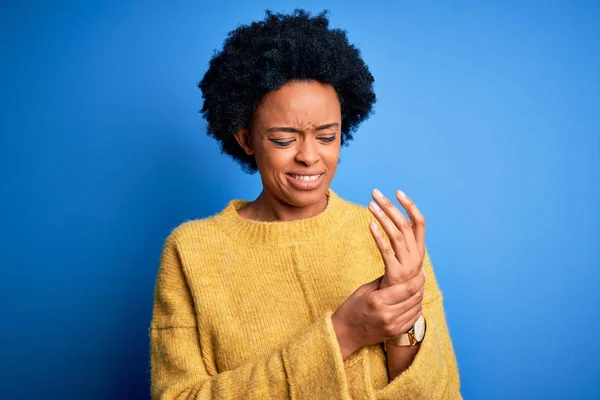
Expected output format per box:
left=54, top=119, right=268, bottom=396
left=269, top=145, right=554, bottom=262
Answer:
left=385, top=284, right=424, bottom=318
left=373, top=188, right=418, bottom=255
left=378, top=269, right=426, bottom=305
left=396, top=190, right=426, bottom=258
left=369, top=195, right=409, bottom=264
left=372, top=189, right=417, bottom=256
left=369, top=222, right=406, bottom=283
left=396, top=303, right=424, bottom=335
left=358, top=275, right=384, bottom=295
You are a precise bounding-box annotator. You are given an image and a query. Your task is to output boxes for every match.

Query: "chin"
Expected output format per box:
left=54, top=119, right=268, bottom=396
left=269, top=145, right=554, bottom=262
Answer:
left=284, top=185, right=330, bottom=208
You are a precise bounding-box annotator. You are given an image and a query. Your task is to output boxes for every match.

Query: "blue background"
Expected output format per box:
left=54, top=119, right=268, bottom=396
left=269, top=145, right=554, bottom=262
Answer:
left=1, top=1, right=599, bottom=399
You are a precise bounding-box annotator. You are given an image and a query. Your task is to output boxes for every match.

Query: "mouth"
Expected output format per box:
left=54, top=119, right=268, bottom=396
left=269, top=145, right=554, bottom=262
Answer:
left=285, top=173, right=325, bottom=190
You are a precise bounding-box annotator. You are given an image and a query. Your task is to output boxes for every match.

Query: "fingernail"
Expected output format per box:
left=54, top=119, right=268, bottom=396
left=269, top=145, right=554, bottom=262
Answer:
left=397, top=189, right=407, bottom=199
left=369, top=201, right=381, bottom=211
left=373, top=188, right=383, bottom=198
left=370, top=221, right=379, bottom=232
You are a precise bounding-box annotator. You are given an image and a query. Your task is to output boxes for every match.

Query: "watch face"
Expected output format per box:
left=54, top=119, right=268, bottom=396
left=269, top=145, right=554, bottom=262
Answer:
left=414, top=315, right=426, bottom=341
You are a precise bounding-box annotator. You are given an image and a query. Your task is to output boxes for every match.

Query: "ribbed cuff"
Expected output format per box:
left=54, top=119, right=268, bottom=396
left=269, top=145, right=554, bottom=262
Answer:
left=282, top=311, right=352, bottom=399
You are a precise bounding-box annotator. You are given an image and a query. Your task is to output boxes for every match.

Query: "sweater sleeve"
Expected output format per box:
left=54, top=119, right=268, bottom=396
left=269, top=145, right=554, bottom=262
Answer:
left=149, top=235, right=354, bottom=400
left=358, top=251, right=463, bottom=400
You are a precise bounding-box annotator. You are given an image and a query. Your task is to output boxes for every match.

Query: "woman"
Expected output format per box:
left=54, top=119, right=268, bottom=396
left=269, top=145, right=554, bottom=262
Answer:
left=149, top=9, right=461, bottom=399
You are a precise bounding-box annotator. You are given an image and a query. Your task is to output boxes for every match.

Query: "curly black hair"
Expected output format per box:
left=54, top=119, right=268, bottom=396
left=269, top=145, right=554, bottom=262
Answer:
left=198, top=8, right=376, bottom=173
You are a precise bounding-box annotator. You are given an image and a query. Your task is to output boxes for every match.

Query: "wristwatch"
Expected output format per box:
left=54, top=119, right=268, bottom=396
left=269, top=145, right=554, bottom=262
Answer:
left=383, top=314, right=426, bottom=351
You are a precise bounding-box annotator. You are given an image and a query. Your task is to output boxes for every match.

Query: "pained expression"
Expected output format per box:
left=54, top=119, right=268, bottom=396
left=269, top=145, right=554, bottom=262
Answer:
left=237, top=80, right=342, bottom=207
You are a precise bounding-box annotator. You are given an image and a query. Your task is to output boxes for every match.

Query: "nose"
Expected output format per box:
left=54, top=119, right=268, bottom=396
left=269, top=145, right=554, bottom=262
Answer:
left=294, top=137, right=321, bottom=166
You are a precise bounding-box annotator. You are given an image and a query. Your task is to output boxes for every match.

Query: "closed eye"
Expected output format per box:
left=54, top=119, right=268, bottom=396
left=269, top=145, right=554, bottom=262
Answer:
left=270, top=139, right=295, bottom=147
left=270, top=135, right=337, bottom=147
left=319, top=135, right=337, bottom=143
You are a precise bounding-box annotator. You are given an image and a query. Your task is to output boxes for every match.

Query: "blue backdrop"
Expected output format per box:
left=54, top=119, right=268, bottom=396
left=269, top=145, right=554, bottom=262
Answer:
left=1, top=1, right=599, bottom=399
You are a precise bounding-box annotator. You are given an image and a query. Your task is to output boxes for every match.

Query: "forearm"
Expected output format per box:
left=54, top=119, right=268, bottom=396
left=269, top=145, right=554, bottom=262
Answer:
left=333, top=308, right=422, bottom=381
left=385, top=342, right=421, bottom=381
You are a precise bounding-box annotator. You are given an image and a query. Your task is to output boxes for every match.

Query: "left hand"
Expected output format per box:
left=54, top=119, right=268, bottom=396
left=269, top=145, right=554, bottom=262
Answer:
left=367, top=188, right=426, bottom=290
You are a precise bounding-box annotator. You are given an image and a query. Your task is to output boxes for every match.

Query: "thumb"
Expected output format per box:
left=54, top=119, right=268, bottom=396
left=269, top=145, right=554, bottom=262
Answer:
left=358, top=275, right=384, bottom=295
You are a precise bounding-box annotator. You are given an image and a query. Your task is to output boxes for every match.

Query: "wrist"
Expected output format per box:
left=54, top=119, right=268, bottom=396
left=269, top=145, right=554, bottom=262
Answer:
left=331, top=313, right=360, bottom=360
left=384, top=314, right=427, bottom=350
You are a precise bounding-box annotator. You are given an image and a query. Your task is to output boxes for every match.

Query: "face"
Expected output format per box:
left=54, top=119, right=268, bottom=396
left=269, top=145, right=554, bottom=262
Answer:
left=235, top=80, right=342, bottom=208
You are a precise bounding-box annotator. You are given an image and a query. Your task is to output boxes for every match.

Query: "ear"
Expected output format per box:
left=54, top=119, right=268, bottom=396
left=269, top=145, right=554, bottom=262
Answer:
left=234, top=128, right=254, bottom=156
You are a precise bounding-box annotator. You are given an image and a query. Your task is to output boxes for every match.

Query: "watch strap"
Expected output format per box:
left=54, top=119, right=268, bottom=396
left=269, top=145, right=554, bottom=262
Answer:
left=384, top=329, right=416, bottom=351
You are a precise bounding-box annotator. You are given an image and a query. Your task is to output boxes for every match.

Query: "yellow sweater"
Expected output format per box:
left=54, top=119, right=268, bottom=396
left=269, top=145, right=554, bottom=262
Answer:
left=149, top=188, right=462, bottom=399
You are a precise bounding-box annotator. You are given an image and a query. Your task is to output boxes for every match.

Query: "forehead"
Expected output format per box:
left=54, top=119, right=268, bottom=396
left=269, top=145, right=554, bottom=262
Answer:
left=255, top=80, right=341, bottom=126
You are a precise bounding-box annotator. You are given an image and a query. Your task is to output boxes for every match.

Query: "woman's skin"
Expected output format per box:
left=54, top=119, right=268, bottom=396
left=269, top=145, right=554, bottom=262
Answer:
left=366, top=189, right=427, bottom=379
left=234, top=79, right=427, bottom=382
left=234, top=80, right=341, bottom=222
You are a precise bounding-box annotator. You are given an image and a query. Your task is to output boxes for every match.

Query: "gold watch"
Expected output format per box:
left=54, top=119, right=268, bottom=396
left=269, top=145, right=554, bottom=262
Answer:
left=384, top=314, right=426, bottom=351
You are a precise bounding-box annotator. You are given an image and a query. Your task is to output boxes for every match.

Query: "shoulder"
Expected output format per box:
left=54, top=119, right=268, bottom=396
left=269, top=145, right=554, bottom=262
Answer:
left=330, top=193, right=381, bottom=242
left=336, top=194, right=376, bottom=224
left=163, top=209, right=228, bottom=249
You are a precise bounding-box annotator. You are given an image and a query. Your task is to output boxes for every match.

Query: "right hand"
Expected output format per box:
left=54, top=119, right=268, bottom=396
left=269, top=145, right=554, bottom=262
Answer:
left=331, top=271, right=425, bottom=360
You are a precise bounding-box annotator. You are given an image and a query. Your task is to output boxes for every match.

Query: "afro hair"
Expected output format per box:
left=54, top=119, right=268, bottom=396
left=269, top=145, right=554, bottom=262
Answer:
left=198, top=8, right=376, bottom=173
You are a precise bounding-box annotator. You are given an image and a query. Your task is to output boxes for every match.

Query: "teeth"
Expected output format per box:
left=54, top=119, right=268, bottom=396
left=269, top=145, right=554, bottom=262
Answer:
left=290, top=174, right=321, bottom=182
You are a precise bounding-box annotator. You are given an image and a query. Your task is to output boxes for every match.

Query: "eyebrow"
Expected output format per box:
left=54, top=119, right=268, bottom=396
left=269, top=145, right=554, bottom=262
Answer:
left=267, top=123, right=340, bottom=133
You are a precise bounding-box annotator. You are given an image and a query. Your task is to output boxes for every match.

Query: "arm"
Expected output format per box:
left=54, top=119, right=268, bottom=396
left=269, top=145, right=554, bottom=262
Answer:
left=364, top=190, right=462, bottom=399
left=373, top=252, right=462, bottom=399
left=385, top=341, right=420, bottom=381
left=149, top=235, right=354, bottom=400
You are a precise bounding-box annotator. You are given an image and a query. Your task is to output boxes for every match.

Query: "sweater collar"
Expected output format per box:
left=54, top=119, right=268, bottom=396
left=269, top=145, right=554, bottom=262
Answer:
left=214, top=188, right=348, bottom=248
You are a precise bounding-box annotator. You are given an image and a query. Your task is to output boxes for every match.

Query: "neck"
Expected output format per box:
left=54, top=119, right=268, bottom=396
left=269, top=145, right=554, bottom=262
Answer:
left=215, top=187, right=347, bottom=247
left=239, top=189, right=329, bottom=222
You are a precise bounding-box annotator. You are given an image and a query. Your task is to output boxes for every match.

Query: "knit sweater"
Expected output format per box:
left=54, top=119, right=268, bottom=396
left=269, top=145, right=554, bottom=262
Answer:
left=149, top=188, right=462, bottom=399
